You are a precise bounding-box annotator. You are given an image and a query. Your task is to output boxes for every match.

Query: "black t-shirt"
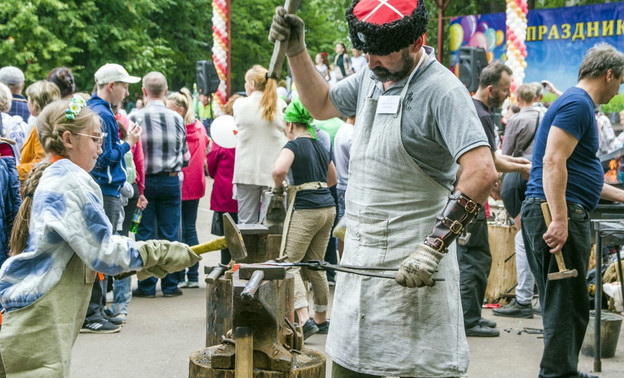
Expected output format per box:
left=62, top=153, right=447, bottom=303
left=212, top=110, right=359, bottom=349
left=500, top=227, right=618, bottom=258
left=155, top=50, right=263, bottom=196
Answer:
left=284, top=137, right=335, bottom=209
left=472, top=98, right=496, bottom=151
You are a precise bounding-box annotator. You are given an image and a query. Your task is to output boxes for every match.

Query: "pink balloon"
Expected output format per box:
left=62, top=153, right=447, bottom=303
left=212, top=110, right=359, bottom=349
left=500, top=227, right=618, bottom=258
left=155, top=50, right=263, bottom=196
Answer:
left=509, top=31, right=516, bottom=41
left=468, top=31, right=488, bottom=50
left=522, top=50, right=528, bottom=58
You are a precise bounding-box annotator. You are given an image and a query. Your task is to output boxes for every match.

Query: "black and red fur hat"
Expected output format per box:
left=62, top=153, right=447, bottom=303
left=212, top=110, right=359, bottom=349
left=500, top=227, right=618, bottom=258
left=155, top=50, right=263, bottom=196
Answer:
left=346, top=0, right=428, bottom=56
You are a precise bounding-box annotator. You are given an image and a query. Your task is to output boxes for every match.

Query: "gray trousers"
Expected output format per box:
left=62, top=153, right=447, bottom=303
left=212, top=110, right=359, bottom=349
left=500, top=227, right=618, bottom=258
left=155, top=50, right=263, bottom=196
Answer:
left=236, top=183, right=267, bottom=224
left=514, top=231, right=535, bottom=304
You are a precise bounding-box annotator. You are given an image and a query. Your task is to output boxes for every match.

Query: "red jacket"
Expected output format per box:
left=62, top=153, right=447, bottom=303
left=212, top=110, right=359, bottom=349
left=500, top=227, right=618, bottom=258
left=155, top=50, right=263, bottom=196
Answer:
left=207, top=142, right=237, bottom=213
left=182, top=120, right=209, bottom=201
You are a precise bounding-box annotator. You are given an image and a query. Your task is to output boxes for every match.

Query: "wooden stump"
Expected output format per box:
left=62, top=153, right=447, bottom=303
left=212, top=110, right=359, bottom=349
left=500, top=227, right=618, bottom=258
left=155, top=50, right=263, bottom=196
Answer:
left=189, top=347, right=325, bottom=378
left=206, top=277, right=233, bottom=347
left=485, top=224, right=518, bottom=304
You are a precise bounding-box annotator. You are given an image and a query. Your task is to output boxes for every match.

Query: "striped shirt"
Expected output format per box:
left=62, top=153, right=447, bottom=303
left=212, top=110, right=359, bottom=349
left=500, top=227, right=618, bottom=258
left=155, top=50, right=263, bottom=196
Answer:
left=129, top=100, right=189, bottom=175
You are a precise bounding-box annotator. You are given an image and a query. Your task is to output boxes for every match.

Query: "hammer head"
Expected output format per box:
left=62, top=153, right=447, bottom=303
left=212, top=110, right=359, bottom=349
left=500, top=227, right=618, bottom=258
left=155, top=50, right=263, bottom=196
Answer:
left=548, top=268, right=578, bottom=280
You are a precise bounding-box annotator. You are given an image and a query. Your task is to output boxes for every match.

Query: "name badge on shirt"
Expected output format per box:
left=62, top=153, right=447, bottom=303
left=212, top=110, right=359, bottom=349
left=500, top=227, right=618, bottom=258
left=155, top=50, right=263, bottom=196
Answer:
left=376, top=95, right=401, bottom=114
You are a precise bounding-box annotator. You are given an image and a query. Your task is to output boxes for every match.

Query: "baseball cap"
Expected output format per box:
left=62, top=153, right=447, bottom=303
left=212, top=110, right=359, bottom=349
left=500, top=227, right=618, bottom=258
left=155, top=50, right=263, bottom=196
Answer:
left=94, top=63, right=140, bottom=85
left=0, top=66, right=25, bottom=85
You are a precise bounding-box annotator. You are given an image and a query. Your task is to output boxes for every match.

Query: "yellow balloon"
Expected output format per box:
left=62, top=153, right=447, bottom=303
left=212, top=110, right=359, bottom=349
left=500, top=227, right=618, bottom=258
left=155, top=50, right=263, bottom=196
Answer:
left=522, top=61, right=527, bottom=68
left=450, top=23, right=463, bottom=52
left=496, top=30, right=504, bottom=46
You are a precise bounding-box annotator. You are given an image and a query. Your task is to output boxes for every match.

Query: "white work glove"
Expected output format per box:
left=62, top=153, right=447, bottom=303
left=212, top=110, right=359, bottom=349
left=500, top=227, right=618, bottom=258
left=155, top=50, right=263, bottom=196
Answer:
left=136, top=240, right=202, bottom=280
left=268, top=6, right=306, bottom=57
left=395, top=244, right=444, bottom=288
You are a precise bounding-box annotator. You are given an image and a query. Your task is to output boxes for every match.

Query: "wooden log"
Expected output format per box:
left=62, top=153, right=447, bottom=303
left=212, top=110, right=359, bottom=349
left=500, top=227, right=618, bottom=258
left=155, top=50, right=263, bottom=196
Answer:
left=206, top=276, right=233, bottom=347
left=235, top=327, right=253, bottom=378
left=485, top=224, right=518, bottom=304
left=189, top=346, right=325, bottom=378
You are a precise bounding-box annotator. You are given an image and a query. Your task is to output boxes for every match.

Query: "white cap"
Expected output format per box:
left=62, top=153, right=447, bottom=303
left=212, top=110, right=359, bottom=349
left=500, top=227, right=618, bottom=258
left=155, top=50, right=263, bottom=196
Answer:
left=94, top=63, right=140, bottom=85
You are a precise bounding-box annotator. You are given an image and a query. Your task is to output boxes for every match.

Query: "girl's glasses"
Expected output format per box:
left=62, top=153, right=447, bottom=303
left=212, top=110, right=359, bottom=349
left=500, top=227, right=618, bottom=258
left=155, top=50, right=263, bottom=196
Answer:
left=74, top=132, right=107, bottom=145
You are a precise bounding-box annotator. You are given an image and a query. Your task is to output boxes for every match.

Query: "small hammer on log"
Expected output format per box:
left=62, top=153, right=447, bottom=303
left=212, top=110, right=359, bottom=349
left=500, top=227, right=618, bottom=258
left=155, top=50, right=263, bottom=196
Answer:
left=540, top=202, right=578, bottom=280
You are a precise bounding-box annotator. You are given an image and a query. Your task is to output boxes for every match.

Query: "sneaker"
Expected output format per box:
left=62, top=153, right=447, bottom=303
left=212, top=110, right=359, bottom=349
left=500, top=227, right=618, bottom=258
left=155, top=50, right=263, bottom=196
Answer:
left=577, top=371, right=598, bottom=378
left=492, top=299, right=534, bottom=318
left=163, top=288, right=183, bottom=297
left=132, top=289, right=155, bottom=298
left=479, top=317, right=497, bottom=328
left=187, top=281, right=199, bottom=288
left=313, top=319, right=330, bottom=334
left=102, top=311, right=124, bottom=326
left=301, top=318, right=319, bottom=339
left=465, top=324, right=500, bottom=337
left=178, top=281, right=189, bottom=289
left=113, top=313, right=127, bottom=323
left=80, top=319, right=121, bottom=334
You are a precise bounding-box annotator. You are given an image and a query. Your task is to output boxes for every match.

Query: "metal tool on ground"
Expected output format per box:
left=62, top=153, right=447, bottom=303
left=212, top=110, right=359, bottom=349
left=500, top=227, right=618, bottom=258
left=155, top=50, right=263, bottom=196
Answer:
left=540, top=202, right=579, bottom=280
left=267, top=0, right=301, bottom=80
left=237, top=260, right=445, bottom=281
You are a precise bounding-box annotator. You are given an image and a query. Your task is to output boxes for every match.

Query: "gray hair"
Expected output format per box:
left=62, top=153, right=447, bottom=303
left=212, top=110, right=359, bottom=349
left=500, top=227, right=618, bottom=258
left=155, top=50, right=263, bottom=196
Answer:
left=0, top=82, right=12, bottom=113
left=529, top=82, right=543, bottom=99
left=578, top=42, right=624, bottom=81
left=142, top=72, right=168, bottom=97
left=516, top=84, right=536, bottom=103
left=479, top=62, right=513, bottom=90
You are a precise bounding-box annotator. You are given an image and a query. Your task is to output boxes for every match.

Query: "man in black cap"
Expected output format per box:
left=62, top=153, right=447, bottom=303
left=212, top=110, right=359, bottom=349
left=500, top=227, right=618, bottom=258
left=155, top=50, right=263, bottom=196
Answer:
left=270, top=0, right=497, bottom=376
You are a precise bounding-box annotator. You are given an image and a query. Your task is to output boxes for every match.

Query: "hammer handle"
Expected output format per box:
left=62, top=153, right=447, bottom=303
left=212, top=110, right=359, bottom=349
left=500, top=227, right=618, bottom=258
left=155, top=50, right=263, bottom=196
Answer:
left=267, top=0, right=301, bottom=79
left=113, top=239, right=224, bottom=280
left=540, top=202, right=569, bottom=271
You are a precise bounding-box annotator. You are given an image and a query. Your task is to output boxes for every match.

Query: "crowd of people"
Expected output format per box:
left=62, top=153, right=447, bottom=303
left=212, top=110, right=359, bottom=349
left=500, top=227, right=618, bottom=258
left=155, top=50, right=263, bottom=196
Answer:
left=1, top=0, right=624, bottom=377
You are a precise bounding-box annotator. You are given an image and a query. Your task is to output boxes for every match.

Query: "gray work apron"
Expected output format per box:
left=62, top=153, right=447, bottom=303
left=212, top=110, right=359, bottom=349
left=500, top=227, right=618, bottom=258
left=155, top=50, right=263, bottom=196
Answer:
left=325, top=59, right=469, bottom=377
left=0, top=254, right=95, bottom=377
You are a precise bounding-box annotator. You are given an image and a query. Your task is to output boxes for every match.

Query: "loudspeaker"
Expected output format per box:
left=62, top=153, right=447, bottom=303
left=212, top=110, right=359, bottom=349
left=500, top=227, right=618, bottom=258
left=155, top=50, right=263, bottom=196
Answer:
left=196, top=60, right=220, bottom=95
left=458, top=47, right=488, bottom=92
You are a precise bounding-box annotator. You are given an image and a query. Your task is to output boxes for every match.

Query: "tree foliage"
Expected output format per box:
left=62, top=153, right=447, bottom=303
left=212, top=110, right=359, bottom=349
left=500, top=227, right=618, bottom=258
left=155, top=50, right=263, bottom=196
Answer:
left=0, top=0, right=617, bottom=99
left=0, top=0, right=213, bottom=94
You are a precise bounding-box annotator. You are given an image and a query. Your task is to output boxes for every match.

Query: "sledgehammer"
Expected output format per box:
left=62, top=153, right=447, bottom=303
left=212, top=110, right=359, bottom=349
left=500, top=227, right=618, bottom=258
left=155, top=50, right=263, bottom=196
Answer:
left=540, top=202, right=578, bottom=280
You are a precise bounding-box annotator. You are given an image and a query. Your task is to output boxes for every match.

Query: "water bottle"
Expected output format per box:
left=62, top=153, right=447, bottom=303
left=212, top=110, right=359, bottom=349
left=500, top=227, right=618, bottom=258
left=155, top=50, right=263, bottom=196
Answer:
left=193, top=83, right=200, bottom=119
left=129, top=208, right=143, bottom=234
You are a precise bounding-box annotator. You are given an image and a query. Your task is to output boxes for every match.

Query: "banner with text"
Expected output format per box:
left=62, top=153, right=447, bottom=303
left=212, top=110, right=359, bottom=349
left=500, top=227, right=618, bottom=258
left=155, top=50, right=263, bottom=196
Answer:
left=449, top=1, right=624, bottom=93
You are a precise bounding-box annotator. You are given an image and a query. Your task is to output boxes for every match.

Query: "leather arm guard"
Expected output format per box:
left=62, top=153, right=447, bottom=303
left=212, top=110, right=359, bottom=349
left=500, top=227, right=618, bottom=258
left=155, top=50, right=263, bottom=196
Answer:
left=424, top=190, right=482, bottom=253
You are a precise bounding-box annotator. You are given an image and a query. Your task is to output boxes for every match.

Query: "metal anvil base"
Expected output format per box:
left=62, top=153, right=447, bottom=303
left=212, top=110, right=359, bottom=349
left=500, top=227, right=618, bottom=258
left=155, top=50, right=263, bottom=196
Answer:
left=208, top=266, right=303, bottom=372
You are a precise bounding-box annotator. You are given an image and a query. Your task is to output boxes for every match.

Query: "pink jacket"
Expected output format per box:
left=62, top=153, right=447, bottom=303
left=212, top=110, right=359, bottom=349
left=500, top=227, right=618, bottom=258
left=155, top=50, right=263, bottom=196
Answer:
left=115, top=113, right=145, bottom=195
left=207, top=143, right=237, bottom=213
left=182, top=120, right=209, bottom=201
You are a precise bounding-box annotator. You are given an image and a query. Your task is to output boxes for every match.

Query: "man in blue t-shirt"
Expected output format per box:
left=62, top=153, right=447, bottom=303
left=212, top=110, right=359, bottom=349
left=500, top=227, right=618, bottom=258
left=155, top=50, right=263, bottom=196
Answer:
left=522, top=43, right=624, bottom=378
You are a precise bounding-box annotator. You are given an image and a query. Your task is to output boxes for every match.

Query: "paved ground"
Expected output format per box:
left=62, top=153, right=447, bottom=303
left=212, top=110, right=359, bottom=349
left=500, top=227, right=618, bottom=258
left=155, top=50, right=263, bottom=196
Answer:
left=72, top=195, right=624, bottom=377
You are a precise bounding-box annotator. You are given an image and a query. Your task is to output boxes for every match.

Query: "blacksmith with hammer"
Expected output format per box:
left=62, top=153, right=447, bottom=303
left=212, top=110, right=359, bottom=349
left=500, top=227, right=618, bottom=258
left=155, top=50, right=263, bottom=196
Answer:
left=522, top=43, right=624, bottom=378
left=270, top=0, right=497, bottom=376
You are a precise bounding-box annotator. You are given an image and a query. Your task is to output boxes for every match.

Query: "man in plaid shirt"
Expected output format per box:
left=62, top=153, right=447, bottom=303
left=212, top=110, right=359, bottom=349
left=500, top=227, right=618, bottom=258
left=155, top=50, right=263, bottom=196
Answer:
left=129, top=71, right=190, bottom=297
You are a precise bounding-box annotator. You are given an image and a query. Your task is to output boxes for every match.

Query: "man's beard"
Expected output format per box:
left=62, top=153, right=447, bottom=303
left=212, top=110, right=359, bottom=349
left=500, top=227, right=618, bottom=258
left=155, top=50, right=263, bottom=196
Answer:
left=489, top=92, right=505, bottom=109
left=371, top=49, right=414, bottom=82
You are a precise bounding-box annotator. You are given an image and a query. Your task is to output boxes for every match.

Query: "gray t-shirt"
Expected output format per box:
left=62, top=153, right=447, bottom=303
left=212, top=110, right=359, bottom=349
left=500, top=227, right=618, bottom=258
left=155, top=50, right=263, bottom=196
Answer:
left=329, top=46, right=489, bottom=190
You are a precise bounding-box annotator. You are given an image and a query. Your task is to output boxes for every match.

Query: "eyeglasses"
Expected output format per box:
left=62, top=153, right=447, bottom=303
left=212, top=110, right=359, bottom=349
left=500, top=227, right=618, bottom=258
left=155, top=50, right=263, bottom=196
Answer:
left=74, top=132, right=107, bottom=145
